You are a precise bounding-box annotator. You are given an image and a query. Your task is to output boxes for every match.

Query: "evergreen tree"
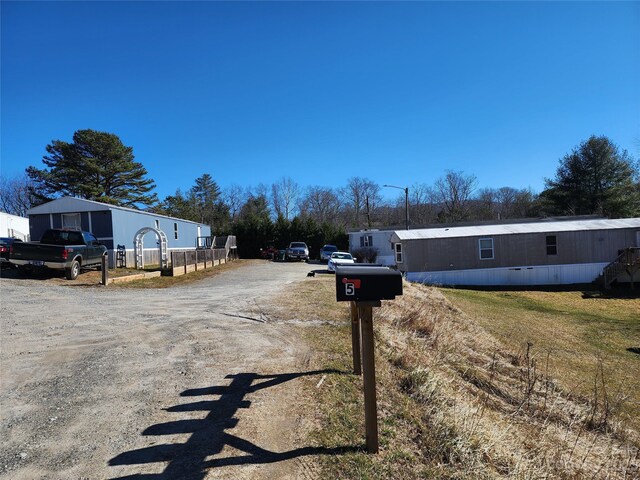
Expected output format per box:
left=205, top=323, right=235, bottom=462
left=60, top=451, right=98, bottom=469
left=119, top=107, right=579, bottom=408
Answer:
left=190, top=174, right=220, bottom=224
left=541, top=136, right=640, bottom=218
left=27, top=129, right=157, bottom=208
left=155, top=189, right=196, bottom=220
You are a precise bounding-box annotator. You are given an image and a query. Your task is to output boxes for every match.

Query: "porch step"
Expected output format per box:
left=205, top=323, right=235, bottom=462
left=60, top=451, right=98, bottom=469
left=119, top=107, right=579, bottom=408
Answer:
left=601, top=247, right=640, bottom=289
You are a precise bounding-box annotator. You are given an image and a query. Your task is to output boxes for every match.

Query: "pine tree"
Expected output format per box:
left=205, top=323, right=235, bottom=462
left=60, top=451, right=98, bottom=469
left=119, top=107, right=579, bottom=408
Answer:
left=541, top=136, right=640, bottom=218
left=27, top=129, right=157, bottom=208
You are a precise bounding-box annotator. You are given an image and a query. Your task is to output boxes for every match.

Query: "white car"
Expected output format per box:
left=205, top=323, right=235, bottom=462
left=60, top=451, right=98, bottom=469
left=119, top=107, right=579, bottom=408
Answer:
left=327, top=251, right=355, bottom=272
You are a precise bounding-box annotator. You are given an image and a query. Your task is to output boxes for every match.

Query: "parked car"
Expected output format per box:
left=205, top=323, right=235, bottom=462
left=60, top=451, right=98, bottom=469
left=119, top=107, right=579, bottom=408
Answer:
left=327, top=251, right=355, bottom=272
left=260, top=246, right=280, bottom=260
left=319, top=244, right=338, bottom=262
left=0, top=237, right=22, bottom=268
left=285, top=242, right=309, bottom=262
left=10, top=228, right=107, bottom=280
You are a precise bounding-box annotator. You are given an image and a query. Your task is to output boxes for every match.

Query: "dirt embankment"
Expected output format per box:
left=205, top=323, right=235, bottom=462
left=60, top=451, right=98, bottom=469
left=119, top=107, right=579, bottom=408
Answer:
left=0, top=261, right=325, bottom=480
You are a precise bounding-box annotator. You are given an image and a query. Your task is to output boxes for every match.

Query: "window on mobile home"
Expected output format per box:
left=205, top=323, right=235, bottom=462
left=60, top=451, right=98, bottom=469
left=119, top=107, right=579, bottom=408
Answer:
left=546, top=235, right=557, bottom=255
left=479, top=238, right=494, bottom=260
left=395, top=243, right=403, bottom=263
left=61, top=213, right=81, bottom=230
left=360, top=235, right=373, bottom=247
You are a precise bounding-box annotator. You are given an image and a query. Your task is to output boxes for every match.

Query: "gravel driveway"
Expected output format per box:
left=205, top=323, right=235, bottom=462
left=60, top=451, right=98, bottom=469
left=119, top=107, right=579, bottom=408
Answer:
left=0, top=261, right=323, bottom=480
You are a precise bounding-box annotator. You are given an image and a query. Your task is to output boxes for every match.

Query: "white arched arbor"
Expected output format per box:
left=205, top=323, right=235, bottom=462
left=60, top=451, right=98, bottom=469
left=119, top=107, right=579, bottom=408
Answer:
left=134, top=227, right=168, bottom=269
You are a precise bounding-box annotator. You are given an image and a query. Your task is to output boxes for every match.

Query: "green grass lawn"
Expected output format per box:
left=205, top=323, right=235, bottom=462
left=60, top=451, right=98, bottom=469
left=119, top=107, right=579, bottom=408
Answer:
left=439, top=287, right=640, bottom=430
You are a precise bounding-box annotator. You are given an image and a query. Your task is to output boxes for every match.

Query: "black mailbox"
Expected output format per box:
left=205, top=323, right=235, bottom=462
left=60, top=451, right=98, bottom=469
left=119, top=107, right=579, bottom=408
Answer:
left=335, top=265, right=403, bottom=302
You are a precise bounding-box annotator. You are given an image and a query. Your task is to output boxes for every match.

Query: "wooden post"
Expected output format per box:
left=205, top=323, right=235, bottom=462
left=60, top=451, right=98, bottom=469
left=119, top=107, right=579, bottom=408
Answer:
left=358, top=301, right=380, bottom=454
left=350, top=301, right=362, bottom=375
left=101, top=252, right=108, bottom=286
left=184, top=251, right=188, bottom=275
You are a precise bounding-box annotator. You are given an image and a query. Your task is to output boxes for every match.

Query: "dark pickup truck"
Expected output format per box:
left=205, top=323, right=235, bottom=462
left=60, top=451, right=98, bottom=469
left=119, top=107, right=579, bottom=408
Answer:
left=10, top=229, right=107, bottom=280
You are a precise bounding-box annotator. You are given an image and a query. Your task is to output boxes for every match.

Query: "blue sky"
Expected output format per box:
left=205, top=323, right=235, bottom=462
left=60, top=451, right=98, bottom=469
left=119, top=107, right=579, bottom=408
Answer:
left=2, top=1, right=639, bottom=202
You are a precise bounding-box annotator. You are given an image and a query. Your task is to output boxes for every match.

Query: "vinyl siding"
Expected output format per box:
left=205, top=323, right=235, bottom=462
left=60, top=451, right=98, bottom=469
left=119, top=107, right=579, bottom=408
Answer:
left=348, top=230, right=395, bottom=265
left=26, top=198, right=211, bottom=262
left=402, top=228, right=639, bottom=273
left=29, top=215, right=52, bottom=241
left=407, top=263, right=611, bottom=286
left=89, top=211, right=113, bottom=238
left=80, top=212, right=90, bottom=230
left=110, top=208, right=211, bottom=250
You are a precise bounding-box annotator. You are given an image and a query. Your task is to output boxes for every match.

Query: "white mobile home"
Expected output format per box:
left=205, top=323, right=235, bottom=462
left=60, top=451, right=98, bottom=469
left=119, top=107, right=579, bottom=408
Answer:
left=0, top=212, right=30, bottom=240
left=348, top=229, right=396, bottom=266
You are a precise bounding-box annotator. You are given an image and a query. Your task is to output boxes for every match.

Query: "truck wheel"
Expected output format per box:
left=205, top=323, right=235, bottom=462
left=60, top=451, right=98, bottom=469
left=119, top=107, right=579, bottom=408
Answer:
left=17, top=266, right=29, bottom=277
left=65, top=260, right=80, bottom=280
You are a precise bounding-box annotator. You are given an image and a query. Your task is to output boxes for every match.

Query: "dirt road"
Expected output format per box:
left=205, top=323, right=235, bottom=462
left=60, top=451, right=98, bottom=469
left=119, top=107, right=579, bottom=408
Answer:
left=0, top=261, right=325, bottom=480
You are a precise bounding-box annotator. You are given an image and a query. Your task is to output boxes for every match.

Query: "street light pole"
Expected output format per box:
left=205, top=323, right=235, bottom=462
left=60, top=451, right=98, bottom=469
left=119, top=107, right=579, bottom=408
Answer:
left=383, top=184, right=409, bottom=230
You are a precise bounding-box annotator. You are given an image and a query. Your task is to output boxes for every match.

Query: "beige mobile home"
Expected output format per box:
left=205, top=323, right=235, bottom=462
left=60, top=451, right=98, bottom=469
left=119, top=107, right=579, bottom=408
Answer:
left=390, top=218, right=640, bottom=286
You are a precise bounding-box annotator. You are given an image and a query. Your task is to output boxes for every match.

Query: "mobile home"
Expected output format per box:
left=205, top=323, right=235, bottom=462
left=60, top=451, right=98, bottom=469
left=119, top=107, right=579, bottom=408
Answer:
left=27, top=197, right=212, bottom=268
left=391, top=218, right=640, bottom=286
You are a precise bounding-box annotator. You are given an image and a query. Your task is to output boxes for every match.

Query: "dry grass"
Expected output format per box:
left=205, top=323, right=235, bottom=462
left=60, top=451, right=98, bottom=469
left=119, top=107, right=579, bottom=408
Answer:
left=270, top=276, right=640, bottom=479
left=440, top=287, right=640, bottom=432
left=268, top=272, right=348, bottom=323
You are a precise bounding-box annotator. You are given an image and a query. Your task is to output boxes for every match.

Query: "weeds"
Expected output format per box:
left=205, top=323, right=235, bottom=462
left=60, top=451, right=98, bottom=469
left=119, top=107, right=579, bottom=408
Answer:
left=280, top=277, right=640, bottom=479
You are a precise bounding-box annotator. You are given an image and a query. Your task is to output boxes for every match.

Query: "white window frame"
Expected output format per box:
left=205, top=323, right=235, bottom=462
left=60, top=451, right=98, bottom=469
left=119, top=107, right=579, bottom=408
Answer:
left=479, top=238, right=494, bottom=260
left=360, top=235, right=373, bottom=247
left=61, top=213, right=82, bottom=230
left=395, top=243, right=403, bottom=263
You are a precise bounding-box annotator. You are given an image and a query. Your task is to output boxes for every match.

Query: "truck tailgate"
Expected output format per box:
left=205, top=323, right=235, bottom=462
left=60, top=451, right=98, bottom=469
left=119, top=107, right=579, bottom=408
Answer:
left=11, top=243, right=68, bottom=263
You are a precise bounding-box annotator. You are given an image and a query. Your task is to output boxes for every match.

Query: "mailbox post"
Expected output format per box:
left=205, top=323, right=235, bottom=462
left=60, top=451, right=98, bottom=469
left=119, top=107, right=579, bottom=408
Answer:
left=335, top=265, right=403, bottom=453
left=101, top=252, right=109, bottom=286
left=350, top=302, right=361, bottom=375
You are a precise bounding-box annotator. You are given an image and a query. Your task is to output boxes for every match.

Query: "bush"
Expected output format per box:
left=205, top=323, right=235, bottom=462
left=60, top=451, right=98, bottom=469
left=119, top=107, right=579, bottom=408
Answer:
left=352, top=247, right=378, bottom=263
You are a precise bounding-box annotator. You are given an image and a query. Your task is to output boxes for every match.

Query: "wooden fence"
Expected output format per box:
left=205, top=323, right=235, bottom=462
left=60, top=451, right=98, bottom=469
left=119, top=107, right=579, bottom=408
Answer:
left=170, top=248, right=228, bottom=276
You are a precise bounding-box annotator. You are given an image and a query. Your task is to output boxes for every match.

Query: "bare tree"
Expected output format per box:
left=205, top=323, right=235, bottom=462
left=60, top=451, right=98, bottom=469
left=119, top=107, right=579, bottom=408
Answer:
left=474, top=187, right=497, bottom=220
left=495, top=187, right=519, bottom=219
left=0, top=173, right=38, bottom=217
left=253, top=183, right=270, bottom=201
left=299, top=186, right=341, bottom=225
left=341, top=177, right=381, bottom=228
left=512, top=188, right=541, bottom=218
left=222, top=184, right=246, bottom=222
left=409, top=183, right=438, bottom=226
left=271, top=177, right=300, bottom=220
left=434, top=170, right=477, bottom=222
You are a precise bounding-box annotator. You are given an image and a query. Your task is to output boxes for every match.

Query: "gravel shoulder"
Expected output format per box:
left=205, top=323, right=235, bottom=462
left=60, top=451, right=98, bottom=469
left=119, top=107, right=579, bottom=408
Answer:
left=0, top=261, right=322, bottom=479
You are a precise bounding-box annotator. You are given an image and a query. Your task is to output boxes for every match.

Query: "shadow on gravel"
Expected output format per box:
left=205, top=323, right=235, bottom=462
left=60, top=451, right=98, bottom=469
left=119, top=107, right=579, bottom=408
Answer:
left=109, top=369, right=360, bottom=479
left=0, top=268, right=60, bottom=280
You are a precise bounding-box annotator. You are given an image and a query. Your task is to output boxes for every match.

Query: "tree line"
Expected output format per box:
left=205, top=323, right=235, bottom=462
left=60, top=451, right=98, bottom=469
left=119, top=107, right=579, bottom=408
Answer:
left=1, top=130, right=638, bottom=256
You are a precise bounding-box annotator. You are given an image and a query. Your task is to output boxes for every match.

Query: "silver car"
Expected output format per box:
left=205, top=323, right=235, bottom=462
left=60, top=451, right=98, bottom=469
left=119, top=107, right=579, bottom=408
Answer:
left=320, top=244, right=338, bottom=262
left=285, top=242, right=309, bottom=261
